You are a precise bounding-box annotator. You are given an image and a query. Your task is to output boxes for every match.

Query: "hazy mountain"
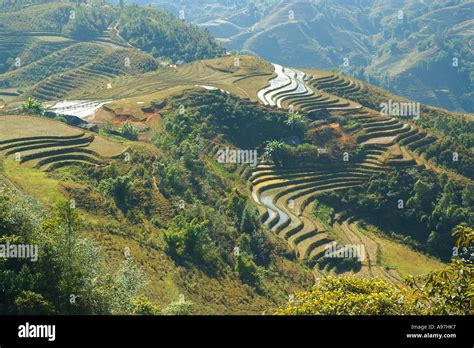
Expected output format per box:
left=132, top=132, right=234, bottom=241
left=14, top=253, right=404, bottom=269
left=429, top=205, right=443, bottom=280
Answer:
left=135, top=0, right=474, bottom=113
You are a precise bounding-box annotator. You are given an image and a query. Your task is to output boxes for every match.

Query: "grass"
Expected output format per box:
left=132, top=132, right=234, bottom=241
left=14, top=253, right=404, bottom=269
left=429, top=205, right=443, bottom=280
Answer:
left=89, top=55, right=274, bottom=102
left=1, top=153, right=314, bottom=314
left=0, top=115, right=126, bottom=170
left=312, top=200, right=334, bottom=228
left=100, top=86, right=196, bottom=123
left=86, top=136, right=127, bottom=158
left=2, top=158, right=62, bottom=205
left=354, top=222, right=445, bottom=277
left=0, top=115, right=82, bottom=141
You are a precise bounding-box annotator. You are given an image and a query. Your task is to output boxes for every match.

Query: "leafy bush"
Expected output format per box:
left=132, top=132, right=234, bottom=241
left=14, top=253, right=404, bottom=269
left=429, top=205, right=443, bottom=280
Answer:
left=0, top=189, right=154, bottom=315
left=14, top=291, right=55, bottom=315
left=163, top=216, right=219, bottom=268
left=99, top=175, right=132, bottom=212
left=162, top=300, right=194, bottom=315
left=274, top=276, right=423, bottom=315
left=275, top=225, right=473, bottom=315
left=22, top=97, right=43, bottom=115
left=312, top=200, right=334, bottom=227
left=130, top=297, right=161, bottom=315
left=318, top=168, right=473, bottom=260
left=234, top=254, right=260, bottom=287
left=121, top=122, right=138, bottom=140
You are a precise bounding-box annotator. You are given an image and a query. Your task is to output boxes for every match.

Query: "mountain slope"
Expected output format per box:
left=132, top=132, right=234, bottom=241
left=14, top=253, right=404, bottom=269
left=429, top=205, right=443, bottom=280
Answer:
left=3, top=55, right=470, bottom=311
left=143, top=0, right=474, bottom=113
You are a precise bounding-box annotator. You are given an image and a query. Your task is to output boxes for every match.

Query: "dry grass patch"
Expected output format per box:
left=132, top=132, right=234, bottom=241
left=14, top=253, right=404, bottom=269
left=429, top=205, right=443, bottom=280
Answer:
left=0, top=115, right=82, bottom=142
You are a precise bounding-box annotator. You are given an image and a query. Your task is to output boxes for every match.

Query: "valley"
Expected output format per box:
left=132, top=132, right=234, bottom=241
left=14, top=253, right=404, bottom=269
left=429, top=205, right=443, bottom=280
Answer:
left=0, top=0, right=471, bottom=317
left=145, top=0, right=474, bottom=113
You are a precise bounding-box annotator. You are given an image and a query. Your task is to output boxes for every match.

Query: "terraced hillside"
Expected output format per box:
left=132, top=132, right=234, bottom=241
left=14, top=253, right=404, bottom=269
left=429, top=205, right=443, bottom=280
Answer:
left=256, top=63, right=457, bottom=170
left=0, top=0, right=227, bottom=107
left=159, top=0, right=474, bottom=113
left=1, top=1, right=471, bottom=321
left=1, top=55, right=467, bottom=285
left=0, top=115, right=126, bottom=171
left=247, top=141, right=448, bottom=282
left=82, top=55, right=275, bottom=101
left=249, top=146, right=399, bottom=280
left=247, top=62, right=470, bottom=281
left=257, top=64, right=362, bottom=119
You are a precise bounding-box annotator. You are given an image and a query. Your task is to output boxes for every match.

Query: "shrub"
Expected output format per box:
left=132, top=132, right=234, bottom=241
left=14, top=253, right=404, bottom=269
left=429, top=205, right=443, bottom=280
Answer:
left=14, top=291, right=55, bottom=315
left=162, top=300, right=194, bottom=315
left=163, top=217, right=218, bottom=268
left=121, top=122, right=138, bottom=140
left=274, top=276, right=423, bottom=315
left=130, top=296, right=161, bottom=315
left=234, top=254, right=260, bottom=286
left=22, top=97, right=43, bottom=115
left=99, top=175, right=132, bottom=212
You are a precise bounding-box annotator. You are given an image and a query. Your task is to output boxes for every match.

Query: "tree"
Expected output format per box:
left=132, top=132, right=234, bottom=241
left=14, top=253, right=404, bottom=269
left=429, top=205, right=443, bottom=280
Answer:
left=226, top=189, right=246, bottom=219
left=163, top=217, right=217, bottom=267
left=461, top=184, right=474, bottom=207
left=22, top=97, right=43, bottom=115
left=421, top=223, right=472, bottom=313
left=14, top=291, right=55, bottom=315
left=55, top=199, right=80, bottom=296
left=274, top=225, right=473, bottom=315
left=234, top=254, right=260, bottom=287
left=452, top=225, right=473, bottom=258
left=121, top=122, right=138, bottom=140
left=264, top=140, right=285, bottom=165
left=110, top=257, right=149, bottom=315
left=99, top=175, right=132, bottom=212
left=406, top=179, right=434, bottom=212
left=285, top=112, right=306, bottom=130
left=240, top=203, right=259, bottom=234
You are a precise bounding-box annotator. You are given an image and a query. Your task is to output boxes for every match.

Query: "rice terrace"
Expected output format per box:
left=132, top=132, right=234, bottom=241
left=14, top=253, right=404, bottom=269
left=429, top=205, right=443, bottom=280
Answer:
left=0, top=0, right=472, bottom=345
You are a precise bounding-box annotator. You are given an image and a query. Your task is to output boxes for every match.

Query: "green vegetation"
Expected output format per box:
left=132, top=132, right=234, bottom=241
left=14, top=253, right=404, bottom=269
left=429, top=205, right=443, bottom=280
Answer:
left=274, top=276, right=422, bottom=315
left=0, top=190, right=154, bottom=314
left=285, top=112, right=306, bottom=130
left=120, top=122, right=138, bottom=140
left=150, top=91, right=295, bottom=279
left=119, top=5, right=225, bottom=62
left=414, top=109, right=474, bottom=179
left=163, top=217, right=219, bottom=270
left=0, top=0, right=225, bottom=98
left=317, top=169, right=473, bottom=261
left=22, top=97, right=43, bottom=115
left=0, top=88, right=320, bottom=313
left=0, top=4, right=471, bottom=317
left=312, top=200, right=334, bottom=228
left=275, top=225, right=472, bottom=315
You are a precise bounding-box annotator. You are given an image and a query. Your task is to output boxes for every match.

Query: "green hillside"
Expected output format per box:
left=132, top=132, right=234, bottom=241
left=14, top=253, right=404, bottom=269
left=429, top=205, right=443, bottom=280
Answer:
left=2, top=53, right=472, bottom=314
left=0, top=0, right=225, bottom=75
left=0, top=1, right=471, bottom=318
left=147, top=0, right=474, bottom=113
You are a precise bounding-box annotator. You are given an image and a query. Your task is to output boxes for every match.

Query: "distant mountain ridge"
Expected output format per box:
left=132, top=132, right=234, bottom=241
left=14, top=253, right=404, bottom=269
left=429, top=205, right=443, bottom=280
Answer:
left=139, top=0, right=474, bottom=113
